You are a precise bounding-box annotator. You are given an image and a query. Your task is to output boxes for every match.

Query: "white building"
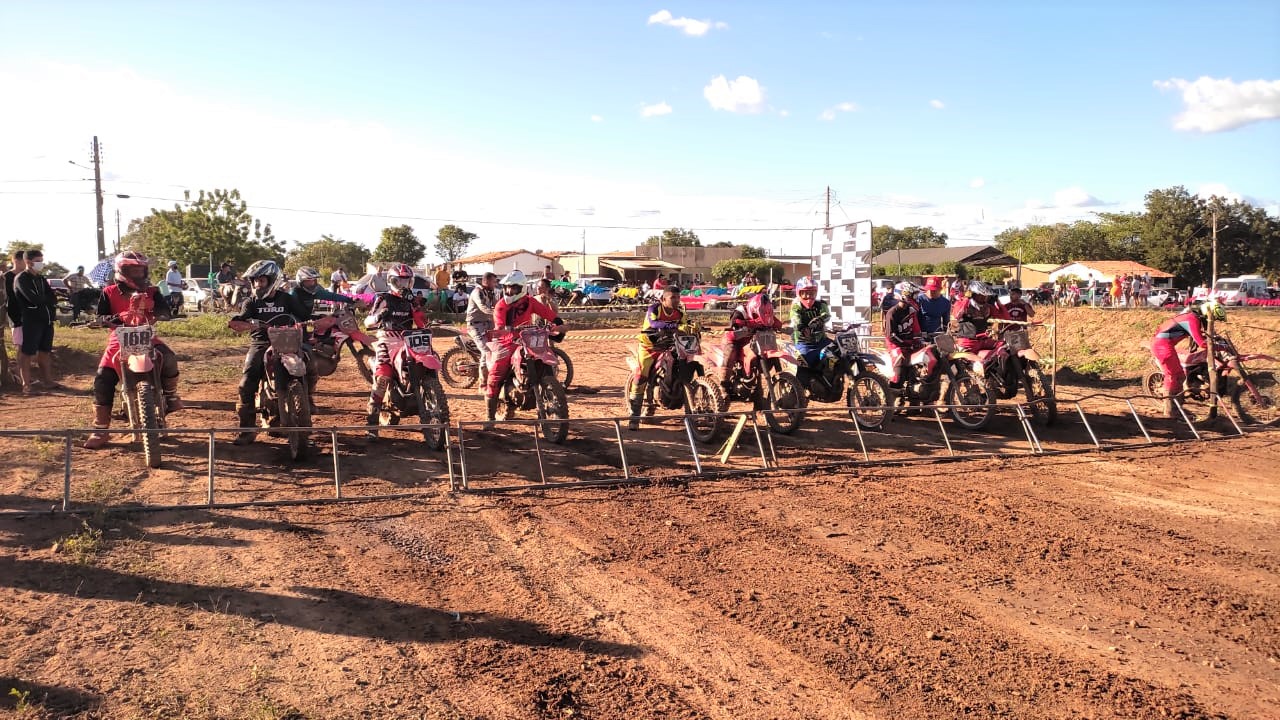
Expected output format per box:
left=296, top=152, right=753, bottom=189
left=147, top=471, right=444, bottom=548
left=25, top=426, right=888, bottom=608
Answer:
left=453, top=250, right=558, bottom=279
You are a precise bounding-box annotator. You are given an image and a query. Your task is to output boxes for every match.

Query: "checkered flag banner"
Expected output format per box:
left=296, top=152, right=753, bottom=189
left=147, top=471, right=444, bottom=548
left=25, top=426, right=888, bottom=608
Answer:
left=813, top=221, right=872, bottom=332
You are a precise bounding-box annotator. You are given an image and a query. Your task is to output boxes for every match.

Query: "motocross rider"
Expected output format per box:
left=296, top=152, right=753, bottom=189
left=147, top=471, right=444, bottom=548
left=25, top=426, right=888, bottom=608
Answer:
left=485, top=270, right=564, bottom=425
left=83, top=251, right=183, bottom=450
left=291, top=266, right=358, bottom=413
left=227, top=260, right=322, bottom=445
left=466, top=272, right=499, bottom=382
left=627, top=284, right=691, bottom=430
left=718, top=293, right=783, bottom=397
left=789, top=276, right=832, bottom=392
left=883, top=281, right=924, bottom=393
left=950, top=280, right=999, bottom=353
left=1151, top=300, right=1223, bottom=417
left=362, top=263, right=428, bottom=439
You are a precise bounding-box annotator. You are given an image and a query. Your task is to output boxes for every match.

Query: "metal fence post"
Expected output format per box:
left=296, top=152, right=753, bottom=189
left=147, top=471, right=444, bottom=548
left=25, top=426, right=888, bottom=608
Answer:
left=612, top=420, right=631, bottom=481
left=331, top=430, right=342, bottom=499
left=207, top=431, right=216, bottom=507
left=62, top=431, right=72, bottom=512
left=1073, top=402, right=1102, bottom=449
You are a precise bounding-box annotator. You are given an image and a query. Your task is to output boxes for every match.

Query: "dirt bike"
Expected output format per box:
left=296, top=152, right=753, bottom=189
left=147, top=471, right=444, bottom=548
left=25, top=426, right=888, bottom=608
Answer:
left=891, top=334, right=995, bottom=429
left=490, top=325, right=571, bottom=443
left=251, top=321, right=312, bottom=460
left=972, top=323, right=1056, bottom=425
left=442, top=331, right=573, bottom=390
left=787, top=325, right=892, bottom=430
left=712, top=326, right=807, bottom=434
left=1143, top=334, right=1279, bottom=424
left=371, top=326, right=451, bottom=449
left=108, top=323, right=168, bottom=469
left=623, top=326, right=728, bottom=443
left=310, top=305, right=376, bottom=383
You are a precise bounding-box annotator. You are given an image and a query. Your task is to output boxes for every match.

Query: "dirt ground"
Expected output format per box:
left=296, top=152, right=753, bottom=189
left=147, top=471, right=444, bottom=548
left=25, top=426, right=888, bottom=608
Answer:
left=1, top=308, right=1278, bottom=719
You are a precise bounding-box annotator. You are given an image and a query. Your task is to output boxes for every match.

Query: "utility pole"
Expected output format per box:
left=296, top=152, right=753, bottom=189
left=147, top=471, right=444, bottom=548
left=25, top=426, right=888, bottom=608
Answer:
left=115, top=208, right=122, bottom=254
left=93, top=136, right=106, bottom=261
left=824, top=186, right=831, bottom=229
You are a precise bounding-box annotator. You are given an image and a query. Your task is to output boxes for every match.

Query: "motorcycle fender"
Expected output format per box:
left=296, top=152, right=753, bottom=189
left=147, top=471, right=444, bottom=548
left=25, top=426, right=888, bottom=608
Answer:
left=280, top=354, right=307, bottom=377
left=126, top=355, right=154, bottom=373
left=420, top=354, right=442, bottom=371
left=1018, top=348, right=1040, bottom=362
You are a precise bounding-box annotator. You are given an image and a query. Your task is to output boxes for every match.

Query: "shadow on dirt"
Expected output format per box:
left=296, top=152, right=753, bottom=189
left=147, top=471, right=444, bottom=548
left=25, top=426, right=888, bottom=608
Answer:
left=1056, top=367, right=1143, bottom=392
left=0, top=557, right=643, bottom=657
left=0, top=676, right=99, bottom=716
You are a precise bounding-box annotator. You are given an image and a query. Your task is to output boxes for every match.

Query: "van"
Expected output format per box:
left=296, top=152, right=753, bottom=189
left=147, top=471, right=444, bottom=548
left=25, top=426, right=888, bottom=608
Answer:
left=1213, top=274, right=1268, bottom=306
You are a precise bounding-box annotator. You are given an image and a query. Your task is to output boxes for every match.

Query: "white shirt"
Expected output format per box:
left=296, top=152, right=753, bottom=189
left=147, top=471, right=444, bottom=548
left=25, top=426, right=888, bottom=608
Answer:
left=165, top=269, right=184, bottom=294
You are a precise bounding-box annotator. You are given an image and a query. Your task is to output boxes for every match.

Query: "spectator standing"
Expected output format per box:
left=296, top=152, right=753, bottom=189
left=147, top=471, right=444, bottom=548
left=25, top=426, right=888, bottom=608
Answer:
left=63, top=265, right=95, bottom=322
left=330, top=266, right=348, bottom=293
left=1110, top=277, right=1122, bottom=307
left=4, top=251, right=27, bottom=364
left=1129, top=274, right=1141, bottom=308
left=0, top=259, right=9, bottom=385
left=1086, top=274, right=1098, bottom=306
left=917, top=277, right=952, bottom=335
left=433, top=265, right=450, bottom=291
left=164, top=261, right=185, bottom=314
left=11, top=249, right=59, bottom=394
left=653, top=274, right=666, bottom=290
left=560, top=270, right=572, bottom=282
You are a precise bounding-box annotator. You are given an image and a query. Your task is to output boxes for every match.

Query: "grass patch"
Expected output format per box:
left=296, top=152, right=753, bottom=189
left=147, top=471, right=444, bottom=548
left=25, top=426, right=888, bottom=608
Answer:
left=158, top=314, right=240, bottom=340
left=54, top=521, right=104, bottom=564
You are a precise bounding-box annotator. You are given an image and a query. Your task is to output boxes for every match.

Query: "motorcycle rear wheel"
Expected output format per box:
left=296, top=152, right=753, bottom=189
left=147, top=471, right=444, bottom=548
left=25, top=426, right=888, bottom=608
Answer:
left=947, top=368, right=995, bottom=430
left=847, top=372, right=891, bottom=430
left=553, top=347, right=575, bottom=389
left=1023, top=362, right=1058, bottom=426
left=347, top=340, right=375, bottom=384
left=138, top=381, right=162, bottom=469
left=1143, top=370, right=1167, bottom=399
left=1232, top=371, right=1280, bottom=425
left=535, top=374, right=570, bottom=444
left=440, top=347, right=479, bottom=390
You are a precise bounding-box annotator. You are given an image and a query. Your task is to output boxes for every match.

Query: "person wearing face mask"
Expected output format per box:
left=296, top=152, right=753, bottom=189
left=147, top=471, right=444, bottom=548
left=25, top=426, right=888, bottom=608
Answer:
left=12, top=250, right=61, bottom=394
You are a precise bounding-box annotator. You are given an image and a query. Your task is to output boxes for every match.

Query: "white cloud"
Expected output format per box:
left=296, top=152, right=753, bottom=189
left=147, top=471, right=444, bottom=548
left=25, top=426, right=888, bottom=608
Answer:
left=818, top=101, right=857, bottom=121
left=1053, top=186, right=1105, bottom=207
left=930, top=99, right=945, bottom=110
left=1154, top=76, right=1280, bottom=133
left=590, top=114, right=603, bottom=123
left=779, top=109, right=790, bottom=117
left=969, top=177, right=985, bottom=189
left=640, top=101, right=672, bottom=117
left=703, top=75, right=767, bottom=114
left=647, top=9, right=727, bottom=36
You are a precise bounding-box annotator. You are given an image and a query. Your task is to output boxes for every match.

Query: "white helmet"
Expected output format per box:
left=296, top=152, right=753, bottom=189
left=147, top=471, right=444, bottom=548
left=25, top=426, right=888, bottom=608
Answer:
left=500, top=270, right=527, bottom=301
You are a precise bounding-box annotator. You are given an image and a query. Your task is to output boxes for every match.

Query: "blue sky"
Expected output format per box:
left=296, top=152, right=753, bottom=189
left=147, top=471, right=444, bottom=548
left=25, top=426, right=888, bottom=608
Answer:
left=2, top=1, right=1278, bottom=268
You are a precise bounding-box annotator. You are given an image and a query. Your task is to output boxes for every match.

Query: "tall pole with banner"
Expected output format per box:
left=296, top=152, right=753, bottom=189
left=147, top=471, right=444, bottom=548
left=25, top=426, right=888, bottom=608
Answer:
left=811, top=220, right=873, bottom=332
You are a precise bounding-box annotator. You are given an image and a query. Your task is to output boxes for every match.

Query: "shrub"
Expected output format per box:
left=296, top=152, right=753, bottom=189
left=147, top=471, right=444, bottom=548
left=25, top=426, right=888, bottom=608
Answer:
left=711, top=259, right=785, bottom=285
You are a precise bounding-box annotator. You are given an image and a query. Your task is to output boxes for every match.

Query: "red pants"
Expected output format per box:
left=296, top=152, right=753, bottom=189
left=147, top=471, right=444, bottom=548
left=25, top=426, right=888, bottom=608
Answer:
left=1151, top=339, right=1183, bottom=396
left=485, top=339, right=516, bottom=400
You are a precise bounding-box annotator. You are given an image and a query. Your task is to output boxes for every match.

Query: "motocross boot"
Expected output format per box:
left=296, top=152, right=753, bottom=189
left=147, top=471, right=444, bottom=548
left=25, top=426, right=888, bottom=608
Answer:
left=161, top=374, right=183, bottom=414
left=83, top=405, right=113, bottom=450
left=627, top=395, right=644, bottom=431
left=232, top=403, right=257, bottom=445
left=365, top=377, right=387, bottom=439
left=484, top=395, right=500, bottom=430
left=1162, top=397, right=1176, bottom=419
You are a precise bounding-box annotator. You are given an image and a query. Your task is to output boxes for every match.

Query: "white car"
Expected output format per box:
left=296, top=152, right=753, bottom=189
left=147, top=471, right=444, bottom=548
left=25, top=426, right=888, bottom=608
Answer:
left=576, top=276, right=619, bottom=305
left=181, top=278, right=215, bottom=312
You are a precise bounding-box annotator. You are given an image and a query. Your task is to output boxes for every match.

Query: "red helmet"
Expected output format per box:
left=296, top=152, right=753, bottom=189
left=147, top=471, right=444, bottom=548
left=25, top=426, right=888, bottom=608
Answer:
left=114, top=251, right=151, bottom=291
left=743, top=293, right=775, bottom=327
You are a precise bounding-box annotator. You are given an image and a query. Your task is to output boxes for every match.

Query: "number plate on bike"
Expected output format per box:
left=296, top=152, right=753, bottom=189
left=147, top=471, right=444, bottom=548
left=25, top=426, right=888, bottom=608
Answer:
left=753, top=330, right=777, bottom=353
left=1005, top=329, right=1031, bottom=352
left=405, top=329, right=433, bottom=352
left=836, top=331, right=859, bottom=354
left=675, top=334, right=700, bottom=353
left=118, top=326, right=154, bottom=355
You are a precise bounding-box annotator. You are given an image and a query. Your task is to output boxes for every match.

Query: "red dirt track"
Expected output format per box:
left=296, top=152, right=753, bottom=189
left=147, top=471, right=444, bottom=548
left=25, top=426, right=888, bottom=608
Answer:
left=1, top=319, right=1278, bottom=719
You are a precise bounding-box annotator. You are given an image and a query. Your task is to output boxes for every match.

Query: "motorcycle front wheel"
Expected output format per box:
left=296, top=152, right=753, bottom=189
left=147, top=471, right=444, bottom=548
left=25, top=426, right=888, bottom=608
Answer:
left=280, top=379, right=311, bottom=461
left=1142, top=369, right=1167, bottom=399
left=847, top=371, right=891, bottom=430
left=1022, top=362, right=1057, bottom=426
left=137, top=381, right=162, bottom=469
left=760, top=370, right=806, bottom=435
left=1232, top=371, right=1280, bottom=425
left=414, top=370, right=450, bottom=450
left=534, top=374, right=570, bottom=444
left=947, top=367, right=995, bottom=430
left=440, top=346, right=479, bottom=390
left=346, top=340, right=375, bottom=384
left=684, top=377, right=725, bottom=444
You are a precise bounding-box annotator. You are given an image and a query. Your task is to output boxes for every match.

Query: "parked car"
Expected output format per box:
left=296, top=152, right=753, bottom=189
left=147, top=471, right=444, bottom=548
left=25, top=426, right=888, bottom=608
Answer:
left=575, top=276, right=619, bottom=305
left=182, top=278, right=215, bottom=312
left=1146, top=288, right=1188, bottom=308
left=1212, top=275, right=1269, bottom=306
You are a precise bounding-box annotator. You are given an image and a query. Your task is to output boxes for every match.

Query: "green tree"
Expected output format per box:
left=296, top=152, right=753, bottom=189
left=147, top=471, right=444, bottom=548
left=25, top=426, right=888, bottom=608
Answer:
left=707, top=240, right=735, bottom=248
left=284, top=235, right=371, bottom=277
left=122, top=189, right=283, bottom=270
left=43, top=261, right=70, bottom=277
left=994, top=221, right=1118, bottom=265
left=371, top=225, right=425, bottom=265
left=1139, top=186, right=1208, bottom=285
left=433, top=224, right=477, bottom=264
left=710, top=258, right=785, bottom=284
left=871, top=225, right=948, bottom=256
left=644, top=228, right=701, bottom=248
left=740, top=245, right=768, bottom=259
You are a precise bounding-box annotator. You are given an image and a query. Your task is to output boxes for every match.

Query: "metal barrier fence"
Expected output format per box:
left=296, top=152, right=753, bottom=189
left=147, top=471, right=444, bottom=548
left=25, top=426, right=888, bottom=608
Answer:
left=0, top=390, right=1269, bottom=514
